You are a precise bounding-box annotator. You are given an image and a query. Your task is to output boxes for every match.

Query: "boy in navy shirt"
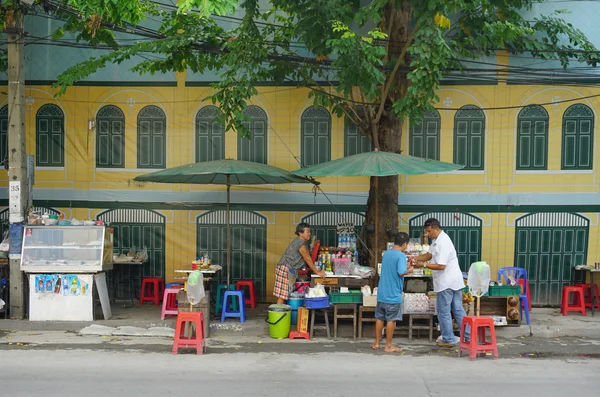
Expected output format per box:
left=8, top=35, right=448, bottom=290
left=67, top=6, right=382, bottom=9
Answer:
left=372, top=232, right=413, bottom=353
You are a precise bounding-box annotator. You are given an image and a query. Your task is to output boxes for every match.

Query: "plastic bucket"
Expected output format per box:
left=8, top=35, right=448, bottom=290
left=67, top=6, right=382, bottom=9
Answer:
left=266, top=304, right=292, bottom=339
left=286, top=298, right=305, bottom=325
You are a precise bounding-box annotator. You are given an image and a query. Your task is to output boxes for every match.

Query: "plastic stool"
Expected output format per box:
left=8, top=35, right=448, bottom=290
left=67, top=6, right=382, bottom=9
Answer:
left=235, top=280, right=257, bottom=309
left=221, top=290, right=246, bottom=323
left=458, top=316, right=498, bottom=360
left=165, top=282, right=184, bottom=289
left=161, top=287, right=182, bottom=320
left=215, top=283, right=238, bottom=313
left=139, top=277, right=164, bottom=306
left=172, top=312, right=205, bottom=355
left=575, top=283, right=600, bottom=309
left=561, top=286, right=586, bottom=316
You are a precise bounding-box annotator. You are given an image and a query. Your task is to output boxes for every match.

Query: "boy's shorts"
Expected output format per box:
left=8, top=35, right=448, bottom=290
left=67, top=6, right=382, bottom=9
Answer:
left=374, top=302, right=403, bottom=322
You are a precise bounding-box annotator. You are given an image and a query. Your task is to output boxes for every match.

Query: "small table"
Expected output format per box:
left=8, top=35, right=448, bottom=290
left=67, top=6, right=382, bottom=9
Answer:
left=583, top=267, right=600, bottom=316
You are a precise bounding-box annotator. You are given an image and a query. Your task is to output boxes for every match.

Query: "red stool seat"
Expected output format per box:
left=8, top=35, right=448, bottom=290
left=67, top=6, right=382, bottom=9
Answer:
left=172, top=312, right=205, bottom=355
left=575, top=283, right=600, bottom=309
left=161, top=287, right=182, bottom=320
left=458, top=316, right=498, bottom=361
left=235, top=280, right=257, bottom=309
left=561, top=286, right=586, bottom=316
left=140, top=277, right=164, bottom=306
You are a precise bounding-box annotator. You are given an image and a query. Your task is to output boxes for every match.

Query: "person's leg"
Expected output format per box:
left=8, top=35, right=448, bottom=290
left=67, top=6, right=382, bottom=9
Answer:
left=273, top=265, right=288, bottom=305
left=384, top=321, right=401, bottom=352
left=436, top=289, right=456, bottom=344
left=372, top=319, right=384, bottom=349
left=450, top=288, right=469, bottom=340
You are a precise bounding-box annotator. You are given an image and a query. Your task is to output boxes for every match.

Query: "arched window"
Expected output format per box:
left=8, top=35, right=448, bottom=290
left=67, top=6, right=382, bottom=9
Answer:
left=238, top=106, right=267, bottom=164
left=137, top=105, right=166, bottom=169
left=344, top=107, right=371, bottom=157
left=301, top=106, right=331, bottom=167
left=96, top=105, right=125, bottom=168
left=562, top=104, right=594, bottom=170
left=453, top=105, right=485, bottom=170
left=410, top=109, right=441, bottom=160
left=516, top=105, right=548, bottom=170
left=0, top=106, right=7, bottom=167
left=36, top=104, right=65, bottom=167
left=196, top=106, right=225, bottom=162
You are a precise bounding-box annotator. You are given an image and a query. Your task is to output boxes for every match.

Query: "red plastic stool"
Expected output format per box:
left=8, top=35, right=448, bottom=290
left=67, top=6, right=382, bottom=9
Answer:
left=161, top=287, right=183, bottom=320
left=561, top=286, right=586, bottom=316
left=235, top=280, right=257, bottom=309
left=575, top=283, right=600, bottom=309
left=172, top=312, right=205, bottom=355
left=139, top=277, right=164, bottom=306
left=458, top=316, right=498, bottom=361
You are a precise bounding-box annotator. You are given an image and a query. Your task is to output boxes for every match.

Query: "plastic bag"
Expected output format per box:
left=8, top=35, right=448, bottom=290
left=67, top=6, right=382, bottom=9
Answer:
left=351, top=264, right=375, bottom=278
left=0, top=231, right=9, bottom=252
left=467, top=261, right=491, bottom=298
left=136, top=247, right=149, bottom=262
left=0, top=299, right=4, bottom=310
left=186, top=270, right=205, bottom=304
left=305, top=284, right=327, bottom=298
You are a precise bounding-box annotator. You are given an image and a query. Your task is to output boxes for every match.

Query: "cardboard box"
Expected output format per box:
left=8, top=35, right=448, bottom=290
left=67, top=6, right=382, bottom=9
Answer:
left=363, top=295, right=377, bottom=307
left=297, top=307, right=309, bottom=333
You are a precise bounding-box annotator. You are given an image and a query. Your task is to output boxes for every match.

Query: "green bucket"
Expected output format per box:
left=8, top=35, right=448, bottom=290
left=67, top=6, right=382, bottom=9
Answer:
left=266, top=304, right=291, bottom=339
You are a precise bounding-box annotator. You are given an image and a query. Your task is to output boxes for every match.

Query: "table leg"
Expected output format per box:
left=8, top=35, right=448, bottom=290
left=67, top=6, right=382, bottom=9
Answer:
left=591, top=272, right=595, bottom=316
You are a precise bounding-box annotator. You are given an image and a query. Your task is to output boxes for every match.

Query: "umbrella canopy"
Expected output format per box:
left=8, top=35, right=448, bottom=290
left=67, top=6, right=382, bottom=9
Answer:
left=292, top=149, right=464, bottom=269
left=292, top=149, right=464, bottom=177
left=134, top=159, right=312, bottom=185
left=134, top=159, right=315, bottom=286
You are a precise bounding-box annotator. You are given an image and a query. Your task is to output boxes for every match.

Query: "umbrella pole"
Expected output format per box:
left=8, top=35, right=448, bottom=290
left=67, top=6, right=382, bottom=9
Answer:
left=374, top=176, right=379, bottom=270
left=227, top=175, right=231, bottom=287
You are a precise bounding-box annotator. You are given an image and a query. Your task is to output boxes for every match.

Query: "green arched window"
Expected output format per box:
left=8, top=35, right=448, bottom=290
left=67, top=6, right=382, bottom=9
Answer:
left=196, top=106, right=225, bottom=162
left=96, top=105, right=125, bottom=168
left=137, top=105, right=166, bottom=169
left=238, top=106, right=267, bottom=164
left=453, top=105, right=485, bottom=170
left=36, top=104, right=65, bottom=167
left=517, top=105, right=548, bottom=170
left=344, top=107, right=371, bottom=157
left=562, top=104, right=594, bottom=170
left=410, top=109, right=441, bottom=160
left=301, top=106, right=331, bottom=167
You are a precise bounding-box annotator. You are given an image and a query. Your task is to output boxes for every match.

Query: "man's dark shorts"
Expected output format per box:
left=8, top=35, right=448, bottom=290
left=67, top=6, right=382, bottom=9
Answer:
left=374, top=302, right=403, bottom=322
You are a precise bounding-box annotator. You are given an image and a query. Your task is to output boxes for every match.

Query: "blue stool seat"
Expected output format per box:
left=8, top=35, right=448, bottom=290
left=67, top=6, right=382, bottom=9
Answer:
left=221, top=290, right=245, bottom=323
left=215, top=284, right=238, bottom=313
left=165, top=282, right=184, bottom=289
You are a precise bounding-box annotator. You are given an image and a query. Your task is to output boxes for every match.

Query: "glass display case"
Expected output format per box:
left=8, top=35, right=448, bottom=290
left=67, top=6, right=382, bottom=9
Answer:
left=20, top=226, right=114, bottom=273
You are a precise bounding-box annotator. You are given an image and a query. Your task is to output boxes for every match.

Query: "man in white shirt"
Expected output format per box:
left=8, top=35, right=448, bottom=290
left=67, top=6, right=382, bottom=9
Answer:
left=410, top=218, right=469, bottom=347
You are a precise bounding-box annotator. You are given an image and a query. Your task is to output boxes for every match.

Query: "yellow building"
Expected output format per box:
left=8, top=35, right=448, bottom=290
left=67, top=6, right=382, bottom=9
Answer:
left=1, top=8, right=599, bottom=307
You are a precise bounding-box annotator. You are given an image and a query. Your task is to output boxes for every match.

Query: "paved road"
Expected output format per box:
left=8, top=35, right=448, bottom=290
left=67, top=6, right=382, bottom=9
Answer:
left=2, top=349, right=600, bottom=396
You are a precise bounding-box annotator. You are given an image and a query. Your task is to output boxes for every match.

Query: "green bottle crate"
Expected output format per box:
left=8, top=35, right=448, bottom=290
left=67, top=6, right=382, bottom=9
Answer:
left=329, top=290, right=363, bottom=304
left=488, top=285, right=521, bottom=297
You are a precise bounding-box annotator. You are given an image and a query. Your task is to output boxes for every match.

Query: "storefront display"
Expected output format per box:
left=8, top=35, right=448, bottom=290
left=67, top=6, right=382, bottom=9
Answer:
left=21, top=226, right=113, bottom=321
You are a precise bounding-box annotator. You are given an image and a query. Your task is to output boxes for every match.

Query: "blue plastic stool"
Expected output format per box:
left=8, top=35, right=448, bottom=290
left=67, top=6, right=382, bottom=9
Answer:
left=221, top=290, right=246, bottom=323
left=165, top=282, right=184, bottom=289
left=215, top=284, right=238, bottom=313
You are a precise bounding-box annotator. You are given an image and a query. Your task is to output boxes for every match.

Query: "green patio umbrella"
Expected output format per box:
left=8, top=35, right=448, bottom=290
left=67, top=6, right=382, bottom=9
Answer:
left=293, top=149, right=464, bottom=267
left=134, top=159, right=316, bottom=286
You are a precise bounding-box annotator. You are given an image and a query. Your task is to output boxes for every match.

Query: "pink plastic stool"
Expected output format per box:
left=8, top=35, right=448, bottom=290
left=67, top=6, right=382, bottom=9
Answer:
left=161, top=287, right=183, bottom=320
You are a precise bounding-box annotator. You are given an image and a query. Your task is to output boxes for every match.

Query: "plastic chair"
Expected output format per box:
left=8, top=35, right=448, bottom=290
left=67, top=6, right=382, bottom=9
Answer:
left=561, top=286, right=586, bottom=316
left=221, top=290, right=246, bottom=323
left=215, top=283, right=238, bottom=313
left=139, top=277, right=164, bottom=306
left=497, top=267, right=530, bottom=325
left=172, top=312, right=205, bottom=355
left=458, top=316, right=498, bottom=360
left=160, top=287, right=183, bottom=320
left=574, top=283, right=600, bottom=310
left=311, top=240, right=321, bottom=263
left=235, top=280, right=257, bottom=309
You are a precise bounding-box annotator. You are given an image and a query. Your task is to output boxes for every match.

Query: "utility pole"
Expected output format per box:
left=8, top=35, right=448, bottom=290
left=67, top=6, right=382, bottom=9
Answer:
left=6, top=6, right=28, bottom=319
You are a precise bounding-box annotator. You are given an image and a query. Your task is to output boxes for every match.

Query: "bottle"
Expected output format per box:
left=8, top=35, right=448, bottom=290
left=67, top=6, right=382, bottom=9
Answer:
left=353, top=249, right=358, bottom=266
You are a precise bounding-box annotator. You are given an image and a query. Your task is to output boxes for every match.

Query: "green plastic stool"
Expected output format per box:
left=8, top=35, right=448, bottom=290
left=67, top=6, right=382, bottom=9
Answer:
left=215, top=283, right=238, bottom=313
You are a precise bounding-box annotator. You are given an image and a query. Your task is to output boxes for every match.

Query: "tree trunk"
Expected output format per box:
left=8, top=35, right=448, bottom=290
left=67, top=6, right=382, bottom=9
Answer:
left=361, top=2, right=411, bottom=268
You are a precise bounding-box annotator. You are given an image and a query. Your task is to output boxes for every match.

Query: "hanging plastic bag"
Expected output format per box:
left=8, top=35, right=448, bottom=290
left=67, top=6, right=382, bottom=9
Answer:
left=467, top=261, right=491, bottom=298
left=186, top=270, right=205, bottom=304
left=0, top=231, right=9, bottom=252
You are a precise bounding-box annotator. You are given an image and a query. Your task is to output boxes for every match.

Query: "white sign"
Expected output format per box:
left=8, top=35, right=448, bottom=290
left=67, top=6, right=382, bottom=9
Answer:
left=9, top=181, right=23, bottom=223
left=336, top=222, right=355, bottom=235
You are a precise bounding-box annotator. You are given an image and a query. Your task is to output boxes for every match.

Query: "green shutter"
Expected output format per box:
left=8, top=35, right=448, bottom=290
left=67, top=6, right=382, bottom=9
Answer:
left=301, top=106, right=331, bottom=166
left=196, top=106, right=225, bottom=162
left=344, top=108, right=371, bottom=157
left=237, top=106, right=267, bottom=164
left=137, top=105, right=166, bottom=169
left=453, top=106, right=485, bottom=170
left=0, top=106, right=8, bottom=167
left=562, top=104, right=594, bottom=170
left=36, top=104, right=65, bottom=167
left=410, top=110, right=440, bottom=160
left=96, top=105, right=125, bottom=168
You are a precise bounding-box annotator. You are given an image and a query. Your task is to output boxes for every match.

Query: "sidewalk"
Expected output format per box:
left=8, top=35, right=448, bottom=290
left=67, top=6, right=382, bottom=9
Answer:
left=1, top=303, right=599, bottom=358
